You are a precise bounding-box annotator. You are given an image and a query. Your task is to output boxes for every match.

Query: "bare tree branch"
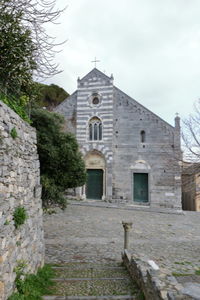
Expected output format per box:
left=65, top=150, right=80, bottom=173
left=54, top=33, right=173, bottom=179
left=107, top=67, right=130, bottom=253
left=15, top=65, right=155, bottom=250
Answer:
left=1, top=0, right=67, bottom=79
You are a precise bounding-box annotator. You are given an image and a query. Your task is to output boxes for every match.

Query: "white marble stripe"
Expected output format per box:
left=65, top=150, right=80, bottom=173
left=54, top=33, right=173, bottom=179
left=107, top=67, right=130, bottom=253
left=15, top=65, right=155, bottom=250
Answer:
left=77, top=98, right=113, bottom=101
left=76, top=115, right=113, bottom=119
left=76, top=103, right=113, bottom=107
left=77, top=113, right=113, bottom=117
left=78, top=86, right=113, bottom=91
left=77, top=106, right=113, bottom=110
left=77, top=95, right=113, bottom=100
left=77, top=117, right=113, bottom=121
left=76, top=123, right=113, bottom=130
left=77, top=111, right=114, bottom=114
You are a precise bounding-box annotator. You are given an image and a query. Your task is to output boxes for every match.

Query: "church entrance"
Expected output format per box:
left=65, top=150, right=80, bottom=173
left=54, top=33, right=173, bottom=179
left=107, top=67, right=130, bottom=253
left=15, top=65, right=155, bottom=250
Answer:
left=133, top=173, right=148, bottom=203
left=86, top=169, right=103, bottom=200
left=84, top=150, right=106, bottom=200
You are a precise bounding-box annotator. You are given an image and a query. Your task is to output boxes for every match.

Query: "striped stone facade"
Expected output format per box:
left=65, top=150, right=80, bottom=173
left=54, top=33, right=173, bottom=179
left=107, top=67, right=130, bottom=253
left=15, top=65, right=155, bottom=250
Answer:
left=55, top=68, right=182, bottom=209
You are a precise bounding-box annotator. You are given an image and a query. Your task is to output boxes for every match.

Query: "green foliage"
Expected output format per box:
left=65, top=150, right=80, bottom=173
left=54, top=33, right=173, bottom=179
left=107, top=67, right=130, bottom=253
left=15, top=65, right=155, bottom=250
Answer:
left=41, top=175, right=67, bottom=209
left=0, top=8, right=36, bottom=97
left=1, top=93, right=31, bottom=123
left=13, top=207, right=28, bottom=229
left=10, top=127, right=18, bottom=139
left=195, top=269, right=200, bottom=275
left=35, top=83, right=69, bottom=109
left=4, top=219, right=10, bottom=225
left=31, top=108, right=87, bottom=208
left=8, top=264, right=55, bottom=300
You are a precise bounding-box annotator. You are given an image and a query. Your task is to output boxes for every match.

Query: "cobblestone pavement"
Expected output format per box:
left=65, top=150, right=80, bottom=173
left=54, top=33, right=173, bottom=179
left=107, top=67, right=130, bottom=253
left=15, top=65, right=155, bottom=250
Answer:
left=44, top=202, right=200, bottom=275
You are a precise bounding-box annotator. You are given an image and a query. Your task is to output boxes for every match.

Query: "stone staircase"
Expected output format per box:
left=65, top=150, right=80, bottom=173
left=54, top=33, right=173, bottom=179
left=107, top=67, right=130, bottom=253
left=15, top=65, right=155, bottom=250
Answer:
left=43, top=261, right=143, bottom=300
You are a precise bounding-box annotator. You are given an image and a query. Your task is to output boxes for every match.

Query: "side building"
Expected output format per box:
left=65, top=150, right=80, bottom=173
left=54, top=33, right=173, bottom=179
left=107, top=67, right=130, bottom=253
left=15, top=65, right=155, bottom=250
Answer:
left=55, top=68, right=182, bottom=210
left=182, top=163, right=200, bottom=211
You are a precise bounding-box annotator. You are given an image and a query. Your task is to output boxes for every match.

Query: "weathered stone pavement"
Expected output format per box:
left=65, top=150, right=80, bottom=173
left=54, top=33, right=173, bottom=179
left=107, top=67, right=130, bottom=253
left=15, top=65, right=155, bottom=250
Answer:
left=44, top=202, right=200, bottom=273
left=44, top=201, right=200, bottom=298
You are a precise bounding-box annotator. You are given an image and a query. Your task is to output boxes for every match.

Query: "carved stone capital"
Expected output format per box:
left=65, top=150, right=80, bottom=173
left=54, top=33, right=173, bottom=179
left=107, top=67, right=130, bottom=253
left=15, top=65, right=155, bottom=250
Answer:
left=122, top=221, right=133, bottom=231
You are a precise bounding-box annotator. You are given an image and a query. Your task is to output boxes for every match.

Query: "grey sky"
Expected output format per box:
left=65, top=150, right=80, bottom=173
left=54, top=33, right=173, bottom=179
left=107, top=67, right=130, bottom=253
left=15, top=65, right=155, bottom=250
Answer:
left=45, top=0, right=200, bottom=125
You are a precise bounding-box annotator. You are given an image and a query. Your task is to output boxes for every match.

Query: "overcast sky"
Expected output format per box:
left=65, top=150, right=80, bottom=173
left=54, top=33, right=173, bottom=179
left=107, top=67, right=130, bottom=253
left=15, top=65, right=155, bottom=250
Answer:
left=44, top=0, right=200, bottom=126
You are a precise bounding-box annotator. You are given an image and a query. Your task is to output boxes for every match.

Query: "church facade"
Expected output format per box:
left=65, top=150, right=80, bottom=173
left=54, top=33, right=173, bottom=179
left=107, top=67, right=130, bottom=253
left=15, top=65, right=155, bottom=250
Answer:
left=55, top=68, right=182, bottom=209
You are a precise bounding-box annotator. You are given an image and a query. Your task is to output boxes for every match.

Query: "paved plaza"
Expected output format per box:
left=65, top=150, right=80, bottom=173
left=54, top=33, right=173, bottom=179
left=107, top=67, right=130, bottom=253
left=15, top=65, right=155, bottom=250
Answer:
left=44, top=202, right=200, bottom=277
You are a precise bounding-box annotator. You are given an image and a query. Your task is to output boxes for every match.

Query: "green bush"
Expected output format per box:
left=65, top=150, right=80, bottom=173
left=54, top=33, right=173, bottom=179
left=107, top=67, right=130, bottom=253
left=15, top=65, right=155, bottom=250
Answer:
left=13, top=207, right=28, bottom=229
left=8, top=264, right=55, bottom=300
left=31, top=108, right=87, bottom=208
left=1, top=94, right=31, bottom=123
left=10, top=127, right=18, bottom=139
left=35, top=82, right=69, bottom=109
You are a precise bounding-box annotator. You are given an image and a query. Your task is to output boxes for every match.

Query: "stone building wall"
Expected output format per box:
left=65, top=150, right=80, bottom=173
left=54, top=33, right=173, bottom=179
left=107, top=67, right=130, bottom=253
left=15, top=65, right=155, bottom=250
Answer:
left=182, top=164, right=200, bottom=211
left=55, top=68, right=182, bottom=209
left=0, top=100, right=44, bottom=299
left=112, top=87, right=182, bottom=209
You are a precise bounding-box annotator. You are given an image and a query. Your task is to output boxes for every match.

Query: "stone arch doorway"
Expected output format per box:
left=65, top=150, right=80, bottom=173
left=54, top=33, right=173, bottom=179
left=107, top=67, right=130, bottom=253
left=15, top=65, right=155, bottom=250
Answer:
left=85, top=151, right=106, bottom=200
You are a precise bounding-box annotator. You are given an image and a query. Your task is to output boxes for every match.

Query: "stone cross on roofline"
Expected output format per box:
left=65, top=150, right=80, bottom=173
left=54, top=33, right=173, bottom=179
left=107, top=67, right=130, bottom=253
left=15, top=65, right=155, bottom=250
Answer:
left=91, top=57, right=100, bottom=68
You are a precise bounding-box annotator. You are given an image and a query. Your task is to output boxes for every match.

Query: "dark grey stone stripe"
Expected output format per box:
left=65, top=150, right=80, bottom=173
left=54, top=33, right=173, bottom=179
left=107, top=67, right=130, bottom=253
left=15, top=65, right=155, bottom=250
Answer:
left=103, top=121, right=113, bottom=125
left=77, top=108, right=113, bottom=113
left=76, top=102, right=113, bottom=108
left=76, top=116, right=89, bottom=120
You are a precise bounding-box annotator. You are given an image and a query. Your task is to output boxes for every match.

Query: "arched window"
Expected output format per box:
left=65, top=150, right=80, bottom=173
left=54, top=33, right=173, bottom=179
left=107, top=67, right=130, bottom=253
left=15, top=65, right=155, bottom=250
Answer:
left=140, top=130, right=145, bottom=143
left=89, top=117, right=102, bottom=141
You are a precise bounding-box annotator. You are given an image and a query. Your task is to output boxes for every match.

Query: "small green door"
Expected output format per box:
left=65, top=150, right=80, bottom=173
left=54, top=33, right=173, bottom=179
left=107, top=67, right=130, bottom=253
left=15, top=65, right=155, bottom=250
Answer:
left=86, top=169, right=103, bottom=200
left=133, top=173, right=148, bottom=203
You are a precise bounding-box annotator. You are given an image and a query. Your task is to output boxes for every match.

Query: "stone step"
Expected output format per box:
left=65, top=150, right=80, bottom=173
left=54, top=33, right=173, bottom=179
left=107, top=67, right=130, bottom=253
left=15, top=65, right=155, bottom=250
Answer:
left=47, top=277, right=137, bottom=297
left=53, top=266, right=129, bottom=280
left=43, top=295, right=135, bottom=300
left=52, top=266, right=126, bottom=270
left=43, top=262, right=140, bottom=299
left=53, top=277, right=130, bottom=281
left=51, top=262, right=124, bottom=268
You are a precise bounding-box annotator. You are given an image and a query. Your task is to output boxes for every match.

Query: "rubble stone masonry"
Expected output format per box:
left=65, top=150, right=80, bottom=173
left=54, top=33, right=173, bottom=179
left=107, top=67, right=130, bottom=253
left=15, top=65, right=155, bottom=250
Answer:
left=0, top=100, right=44, bottom=299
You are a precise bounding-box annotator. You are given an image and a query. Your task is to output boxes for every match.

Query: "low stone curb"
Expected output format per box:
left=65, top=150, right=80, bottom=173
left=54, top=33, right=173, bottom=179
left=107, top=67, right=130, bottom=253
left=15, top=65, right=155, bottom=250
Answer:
left=69, top=200, right=184, bottom=215
left=122, top=250, right=194, bottom=300
left=43, top=296, right=135, bottom=300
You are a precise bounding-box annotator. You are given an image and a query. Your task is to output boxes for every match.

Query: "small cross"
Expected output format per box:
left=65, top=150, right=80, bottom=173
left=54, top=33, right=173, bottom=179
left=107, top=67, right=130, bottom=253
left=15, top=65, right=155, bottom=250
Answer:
left=91, top=57, right=100, bottom=68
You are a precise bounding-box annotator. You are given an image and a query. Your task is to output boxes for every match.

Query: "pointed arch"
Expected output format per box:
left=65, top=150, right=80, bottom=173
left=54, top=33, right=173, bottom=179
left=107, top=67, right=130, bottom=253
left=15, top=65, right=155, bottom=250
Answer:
left=89, top=117, right=102, bottom=141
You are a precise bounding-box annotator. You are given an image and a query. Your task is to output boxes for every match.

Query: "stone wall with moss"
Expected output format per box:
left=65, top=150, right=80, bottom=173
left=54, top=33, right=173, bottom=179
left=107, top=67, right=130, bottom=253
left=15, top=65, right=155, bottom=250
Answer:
left=0, top=100, right=44, bottom=299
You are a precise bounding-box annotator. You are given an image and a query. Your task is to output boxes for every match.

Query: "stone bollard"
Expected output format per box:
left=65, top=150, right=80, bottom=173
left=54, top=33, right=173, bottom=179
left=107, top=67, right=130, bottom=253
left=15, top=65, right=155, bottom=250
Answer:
left=122, top=221, right=133, bottom=250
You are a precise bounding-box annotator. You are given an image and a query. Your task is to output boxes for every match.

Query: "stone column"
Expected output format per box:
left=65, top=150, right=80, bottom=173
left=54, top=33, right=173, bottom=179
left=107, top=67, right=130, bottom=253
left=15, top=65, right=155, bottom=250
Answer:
left=122, top=221, right=133, bottom=250
left=82, top=185, right=86, bottom=200
left=75, top=187, right=82, bottom=199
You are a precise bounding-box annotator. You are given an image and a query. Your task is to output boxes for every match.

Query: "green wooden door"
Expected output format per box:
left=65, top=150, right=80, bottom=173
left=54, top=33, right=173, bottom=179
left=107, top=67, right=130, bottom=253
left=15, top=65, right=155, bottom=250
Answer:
left=86, top=169, right=103, bottom=200
left=133, top=173, right=148, bottom=203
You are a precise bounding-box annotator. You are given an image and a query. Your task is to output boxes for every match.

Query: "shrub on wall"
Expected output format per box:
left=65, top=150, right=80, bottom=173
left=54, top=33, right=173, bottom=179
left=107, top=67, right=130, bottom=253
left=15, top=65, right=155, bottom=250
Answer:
left=1, top=94, right=31, bottom=123
left=10, top=127, right=18, bottom=139
left=8, top=264, right=55, bottom=300
left=13, top=206, right=28, bottom=229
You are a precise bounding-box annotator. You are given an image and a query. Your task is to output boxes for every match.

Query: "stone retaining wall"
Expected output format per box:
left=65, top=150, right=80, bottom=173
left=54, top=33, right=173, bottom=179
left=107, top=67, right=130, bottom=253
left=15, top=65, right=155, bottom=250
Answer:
left=0, top=101, right=44, bottom=299
left=122, top=250, right=193, bottom=300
